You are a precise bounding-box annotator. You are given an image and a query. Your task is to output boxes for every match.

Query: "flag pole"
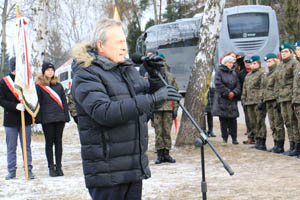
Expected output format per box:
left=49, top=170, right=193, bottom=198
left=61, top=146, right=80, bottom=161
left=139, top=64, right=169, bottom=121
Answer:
left=16, top=5, right=29, bottom=180
left=21, top=102, right=29, bottom=180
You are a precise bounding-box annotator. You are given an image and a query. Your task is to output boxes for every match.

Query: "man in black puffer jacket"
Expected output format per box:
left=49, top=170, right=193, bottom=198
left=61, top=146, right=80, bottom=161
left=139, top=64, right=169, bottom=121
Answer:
left=71, top=18, right=181, bottom=200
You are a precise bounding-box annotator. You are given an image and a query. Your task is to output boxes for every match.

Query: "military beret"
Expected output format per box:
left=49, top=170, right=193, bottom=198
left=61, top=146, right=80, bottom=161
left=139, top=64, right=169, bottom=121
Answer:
left=279, top=43, right=294, bottom=52
left=157, top=53, right=165, bottom=60
left=295, top=41, right=300, bottom=47
left=249, top=55, right=260, bottom=63
left=264, top=53, right=277, bottom=61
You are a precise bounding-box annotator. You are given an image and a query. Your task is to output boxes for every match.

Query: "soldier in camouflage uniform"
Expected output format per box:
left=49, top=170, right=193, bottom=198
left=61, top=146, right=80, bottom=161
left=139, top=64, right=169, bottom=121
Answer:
left=151, top=53, right=179, bottom=164
left=295, top=41, right=300, bottom=62
left=276, top=43, right=300, bottom=156
left=291, top=41, right=300, bottom=157
left=66, top=89, right=78, bottom=124
left=241, top=55, right=267, bottom=151
left=263, top=53, right=285, bottom=153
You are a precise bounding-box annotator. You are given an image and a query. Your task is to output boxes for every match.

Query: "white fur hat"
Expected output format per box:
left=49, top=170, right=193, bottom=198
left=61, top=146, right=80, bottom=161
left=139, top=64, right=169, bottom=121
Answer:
left=222, top=55, right=235, bottom=65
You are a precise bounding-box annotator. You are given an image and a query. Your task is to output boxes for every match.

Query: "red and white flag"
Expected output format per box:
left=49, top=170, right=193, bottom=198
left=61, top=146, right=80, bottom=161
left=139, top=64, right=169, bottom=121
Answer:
left=14, top=6, right=39, bottom=117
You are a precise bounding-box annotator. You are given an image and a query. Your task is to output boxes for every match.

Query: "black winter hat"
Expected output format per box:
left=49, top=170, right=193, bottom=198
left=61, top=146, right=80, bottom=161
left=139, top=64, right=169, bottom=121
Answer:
left=9, top=57, right=16, bottom=72
left=42, top=61, right=55, bottom=74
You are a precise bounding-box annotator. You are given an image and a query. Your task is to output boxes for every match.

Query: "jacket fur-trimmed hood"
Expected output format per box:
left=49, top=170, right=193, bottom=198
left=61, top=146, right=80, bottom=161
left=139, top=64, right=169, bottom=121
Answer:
left=36, top=74, right=59, bottom=86
left=71, top=42, right=94, bottom=68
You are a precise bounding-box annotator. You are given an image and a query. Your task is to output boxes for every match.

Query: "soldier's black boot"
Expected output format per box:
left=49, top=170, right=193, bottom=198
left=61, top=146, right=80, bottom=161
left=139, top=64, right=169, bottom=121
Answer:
left=155, top=149, right=165, bottom=164
left=273, top=140, right=284, bottom=154
left=283, top=141, right=295, bottom=155
left=288, top=143, right=300, bottom=156
left=251, top=138, right=260, bottom=149
left=255, top=138, right=266, bottom=151
left=49, top=164, right=57, bottom=177
left=164, top=149, right=176, bottom=163
left=268, top=140, right=277, bottom=152
left=56, top=164, right=64, bottom=176
left=5, top=170, right=16, bottom=180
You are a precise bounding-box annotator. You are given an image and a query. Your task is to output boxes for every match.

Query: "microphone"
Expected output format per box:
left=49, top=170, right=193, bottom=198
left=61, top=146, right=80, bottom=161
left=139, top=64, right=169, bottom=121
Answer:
left=131, top=53, right=145, bottom=64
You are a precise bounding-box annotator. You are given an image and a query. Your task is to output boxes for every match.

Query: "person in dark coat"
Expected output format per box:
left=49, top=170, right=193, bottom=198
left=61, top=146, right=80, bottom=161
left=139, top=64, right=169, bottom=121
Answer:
left=0, top=57, right=35, bottom=180
left=35, top=62, right=70, bottom=177
left=204, top=86, right=216, bottom=137
left=212, top=55, right=241, bottom=144
left=70, top=18, right=181, bottom=200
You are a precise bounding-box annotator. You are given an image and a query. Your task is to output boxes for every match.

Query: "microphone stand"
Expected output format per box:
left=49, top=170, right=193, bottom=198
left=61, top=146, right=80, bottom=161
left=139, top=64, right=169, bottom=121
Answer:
left=155, top=70, right=234, bottom=200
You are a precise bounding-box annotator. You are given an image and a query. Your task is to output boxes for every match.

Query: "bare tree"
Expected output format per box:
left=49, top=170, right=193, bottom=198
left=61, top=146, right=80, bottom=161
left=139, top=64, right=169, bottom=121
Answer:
left=1, top=0, right=9, bottom=77
left=175, top=0, right=226, bottom=146
left=30, top=0, right=49, bottom=76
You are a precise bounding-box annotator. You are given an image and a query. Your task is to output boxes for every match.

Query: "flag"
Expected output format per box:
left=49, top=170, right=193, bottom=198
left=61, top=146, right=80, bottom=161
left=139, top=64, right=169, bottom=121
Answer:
left=113, top=5, right=121, bottom=21
left=14, top=6, right=40, bottom=117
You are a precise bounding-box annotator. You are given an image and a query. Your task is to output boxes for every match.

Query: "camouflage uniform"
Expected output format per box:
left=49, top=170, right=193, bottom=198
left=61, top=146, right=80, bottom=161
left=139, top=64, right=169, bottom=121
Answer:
left=264, top=64, right=285, bottom=141
left=151, top=71, right=179, bottom=150
left=291, top=60, right=300, bottom=155
left=241, top=67, right=266, bottom=143
left=276, top=56, right=299, bottom=144
left=66, top=90, right=78, bottom=123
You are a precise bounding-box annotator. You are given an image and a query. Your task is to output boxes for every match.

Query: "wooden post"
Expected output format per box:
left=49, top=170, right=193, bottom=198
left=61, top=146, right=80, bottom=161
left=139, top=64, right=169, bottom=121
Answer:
left=21, top=108, right=29, bottom=180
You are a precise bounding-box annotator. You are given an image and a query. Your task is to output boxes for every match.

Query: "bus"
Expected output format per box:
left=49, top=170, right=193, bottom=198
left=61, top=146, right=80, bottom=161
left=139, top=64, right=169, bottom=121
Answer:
left=55, top=58, right=73, bottom=90
left=136, top=5, right=280, bottom=92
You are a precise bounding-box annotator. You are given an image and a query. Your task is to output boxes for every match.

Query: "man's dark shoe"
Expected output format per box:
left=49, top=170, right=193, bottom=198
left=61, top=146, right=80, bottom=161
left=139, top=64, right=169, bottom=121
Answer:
left=164, top=149, right=176, bottom=163
left=5, top=170, right=16, bottom=180
left=208, top=131, right=216, bottom=137
left=232, top=140, right=239, bottom=145
left=155, top=149, right=165, bottom=164
left=28, top=170, right=35, bottom=179
left=49, top=165, right=57, bottom=177
left=56, top=166, right=64, bottom=176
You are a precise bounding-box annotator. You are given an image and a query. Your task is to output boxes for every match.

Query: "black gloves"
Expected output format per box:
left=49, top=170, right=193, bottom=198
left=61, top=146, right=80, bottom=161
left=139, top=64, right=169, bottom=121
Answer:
left=152, top=85, right=182, bottom=104
left=257, top=103, right=265, bottom=110
left=172, top=110, right=177, bottom=119
left=143, top=54, right=165, bottom=78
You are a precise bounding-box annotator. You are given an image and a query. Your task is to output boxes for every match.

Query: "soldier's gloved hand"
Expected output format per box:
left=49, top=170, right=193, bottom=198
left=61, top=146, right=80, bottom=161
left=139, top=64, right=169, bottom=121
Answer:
left=172, top=111, right=177, bottom=119
left=257, top=103, right=265, bottom=110
left=16, top=103, right=25, bottom=111
left=152, top=85, right=182, bottom=105
left=143, top=54, right=164, bottom=78
left=275, top=103, right=281, bottom=113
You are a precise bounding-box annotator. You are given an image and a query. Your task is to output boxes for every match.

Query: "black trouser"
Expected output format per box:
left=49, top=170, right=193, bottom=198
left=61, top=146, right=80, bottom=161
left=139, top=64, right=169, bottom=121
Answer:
left=207, top=112, right=213, bottom=132
left=219, top=117, right=237, bottom=141
left=88, top=181, right=143, bottom=200
left=42, top=122, right=65, bottom=168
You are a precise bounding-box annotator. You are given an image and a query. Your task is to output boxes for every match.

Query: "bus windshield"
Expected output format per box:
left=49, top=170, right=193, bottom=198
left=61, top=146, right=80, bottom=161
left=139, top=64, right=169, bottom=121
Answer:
left=227, top=13, right=269, bottom=39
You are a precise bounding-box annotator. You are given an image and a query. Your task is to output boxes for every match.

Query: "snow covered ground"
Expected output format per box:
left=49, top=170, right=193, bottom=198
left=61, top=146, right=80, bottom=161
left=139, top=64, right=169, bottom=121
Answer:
left=0, top=108, right=299, bottom=200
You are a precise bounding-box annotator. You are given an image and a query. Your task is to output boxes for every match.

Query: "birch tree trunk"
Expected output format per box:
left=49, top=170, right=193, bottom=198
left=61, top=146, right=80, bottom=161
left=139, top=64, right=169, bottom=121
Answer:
left=175, top=0, right=226, bottom=146
left=153, top=0, right=158, bottom=24
left=1, top=0, right=8, bottom=78
left=31, top=0, right=49, bottom=76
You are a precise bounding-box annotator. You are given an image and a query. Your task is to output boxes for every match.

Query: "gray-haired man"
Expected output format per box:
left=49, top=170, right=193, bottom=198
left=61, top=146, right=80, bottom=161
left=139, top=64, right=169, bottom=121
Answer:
left=71, top=18, right=181, bottom=200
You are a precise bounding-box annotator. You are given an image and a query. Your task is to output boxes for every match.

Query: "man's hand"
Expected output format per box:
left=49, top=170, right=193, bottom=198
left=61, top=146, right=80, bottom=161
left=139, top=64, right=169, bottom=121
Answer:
left=152, top=85, right=182, bottom=104
left=16, top=103, right=25, bottom=111
left=228, top=92, right=235, bottom=101
left=143, top=54, right=164, bottom=78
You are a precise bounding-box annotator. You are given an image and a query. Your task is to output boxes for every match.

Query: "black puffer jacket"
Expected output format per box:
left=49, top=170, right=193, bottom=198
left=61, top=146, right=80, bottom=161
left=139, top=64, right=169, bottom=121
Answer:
left=71, top=42, right=154, bottom=188
left=0, top=74, right=32, bottom=126
left=35, top=75, right=70, bottom=124
left=212, top=65, right=241, bottom=118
